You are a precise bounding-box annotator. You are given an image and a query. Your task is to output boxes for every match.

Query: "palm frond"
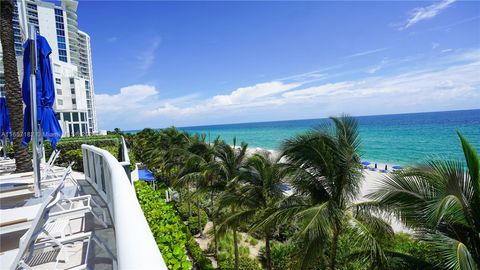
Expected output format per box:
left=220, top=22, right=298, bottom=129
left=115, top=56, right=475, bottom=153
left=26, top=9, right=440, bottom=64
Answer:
left=427, top=233, right=477, bottom=270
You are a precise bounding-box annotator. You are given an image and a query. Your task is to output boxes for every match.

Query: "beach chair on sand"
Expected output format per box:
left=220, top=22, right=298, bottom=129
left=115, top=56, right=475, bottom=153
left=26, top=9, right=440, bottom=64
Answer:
left=10, top=167, right=115, bottom=270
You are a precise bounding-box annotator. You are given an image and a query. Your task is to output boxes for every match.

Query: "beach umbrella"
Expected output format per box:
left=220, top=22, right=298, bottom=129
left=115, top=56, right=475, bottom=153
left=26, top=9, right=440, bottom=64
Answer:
left=21, top=28, right=62, bottom=197
left=361, top=161, right=371, bottom=166
left=0, top=97, right=12, bottom=158
left=392, top=165, right=402, bottom=170
left=21, top=33, right=62, bottom=148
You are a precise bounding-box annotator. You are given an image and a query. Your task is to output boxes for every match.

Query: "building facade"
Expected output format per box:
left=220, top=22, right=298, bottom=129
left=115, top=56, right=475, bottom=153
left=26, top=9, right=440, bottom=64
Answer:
left=0, top=0, right=98, bottom=136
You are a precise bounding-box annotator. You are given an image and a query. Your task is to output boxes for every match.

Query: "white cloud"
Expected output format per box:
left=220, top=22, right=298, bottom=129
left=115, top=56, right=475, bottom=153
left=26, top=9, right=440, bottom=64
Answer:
left=96, top=84, right=158, bottom=113
left=344, top=48, right=387, bottom=58
left=95, top=49, right=480, bottom=130
left=136, top=36, right=161, bottom=71
left=400, top=0, right=456, bottom=30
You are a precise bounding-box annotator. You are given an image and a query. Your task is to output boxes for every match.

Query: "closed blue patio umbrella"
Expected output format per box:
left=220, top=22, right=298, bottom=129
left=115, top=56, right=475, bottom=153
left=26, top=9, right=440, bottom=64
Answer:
left=21, top=34, right=62, bottom=148
left=0, top=97, right=12, bottom=158
left=22, top=30, right=62, bottom=197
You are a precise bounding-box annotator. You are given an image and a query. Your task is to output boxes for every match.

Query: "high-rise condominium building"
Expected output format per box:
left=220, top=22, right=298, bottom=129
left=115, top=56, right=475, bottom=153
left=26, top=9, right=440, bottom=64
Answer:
left=0, top=0, right=98, bottom=136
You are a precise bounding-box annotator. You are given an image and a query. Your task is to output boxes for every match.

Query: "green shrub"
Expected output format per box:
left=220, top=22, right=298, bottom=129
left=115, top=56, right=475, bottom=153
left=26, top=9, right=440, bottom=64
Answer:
left=218, top=256, right=262, bottom=270
left=176, top=202, right=201, bottom=220
left=259, top=241, right=298, bottom=270
left=215, top=233, right=261, bottom=269
left=186, top=234, right=214, bottom=270
left=187, top=210, right=208, bottom=235
left=135, top=181, right=191, bottom=270
left=61, top=145, right=119, bottom=171
left=44, top=135, right=121, bottom=171
left=128, top=151, right=136, bottom=171
left=249, top=238, right=258, bottom=246
left=386, top=233, right=443, bottom=269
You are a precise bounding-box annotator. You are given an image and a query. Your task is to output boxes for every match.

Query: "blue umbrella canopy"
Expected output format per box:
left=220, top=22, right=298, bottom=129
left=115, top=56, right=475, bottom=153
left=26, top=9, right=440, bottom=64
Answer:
left=361, top=161, right=371, bottom=165
left=21, top=34, right=62, bottom=148
left=0, top=97, right=12, bottom=142
left=138, top=169, right=155, bottom=182
left=392, top=165, right=402, bottom=170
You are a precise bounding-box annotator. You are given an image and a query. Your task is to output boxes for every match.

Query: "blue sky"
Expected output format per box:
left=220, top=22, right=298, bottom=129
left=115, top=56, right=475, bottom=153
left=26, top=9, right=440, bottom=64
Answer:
left=75, top=0, right=479, bottom=130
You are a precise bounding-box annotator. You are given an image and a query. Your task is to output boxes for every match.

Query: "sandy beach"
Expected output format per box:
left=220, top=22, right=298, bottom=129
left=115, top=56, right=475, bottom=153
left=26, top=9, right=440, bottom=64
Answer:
left=244, top=147, right=408, bottom=232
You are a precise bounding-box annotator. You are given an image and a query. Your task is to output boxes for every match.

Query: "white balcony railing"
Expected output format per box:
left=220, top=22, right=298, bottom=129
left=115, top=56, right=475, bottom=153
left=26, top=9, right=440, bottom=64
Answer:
left=82, top=144, right=167, bottom=269
left=119, top=136, right=132, bottom=182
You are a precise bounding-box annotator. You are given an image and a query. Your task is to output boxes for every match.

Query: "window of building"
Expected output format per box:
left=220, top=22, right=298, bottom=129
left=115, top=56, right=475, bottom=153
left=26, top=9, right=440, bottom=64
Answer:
left=55, top=78, right=61, bottom=84
left=57, top=99, right=63, bottom=106
left=72, top=111, right=79, bottom=121
left=28, top=18, right=38, bottom=24
left=54, top=9, right=63, bottom=15
left=63, top=112, right=71, bottom=121
left=73, top=124, right=80, bottom=136
left=71, top=88, right=75, bottom=94
left=56, top=88, right=62, bottom=95
left=27, top=3, right=37, bottom=10
left=70, top=78, right=74, bottom=84
left=80, top=112, right=86, bottom=121
left=55, top=113, right=60, bottom=120
left=59, top=56, right=67, bottom=62
left=27, top=10, right=38, bottom=17
left=82, top=124, right=87, bottom=135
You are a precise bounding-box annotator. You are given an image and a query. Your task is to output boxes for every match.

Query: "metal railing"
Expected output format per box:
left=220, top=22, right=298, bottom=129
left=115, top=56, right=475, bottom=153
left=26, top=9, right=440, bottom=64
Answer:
left=82, top=144, right=167, bottom=269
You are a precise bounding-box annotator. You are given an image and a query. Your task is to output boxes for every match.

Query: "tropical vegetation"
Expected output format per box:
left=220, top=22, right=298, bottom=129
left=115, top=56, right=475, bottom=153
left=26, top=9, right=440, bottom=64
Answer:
left=126, top=116, right=479, bottom=270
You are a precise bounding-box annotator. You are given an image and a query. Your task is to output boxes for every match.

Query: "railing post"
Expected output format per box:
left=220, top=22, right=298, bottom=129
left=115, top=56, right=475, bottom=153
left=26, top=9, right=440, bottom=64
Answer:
left=119, top=136, right=132, bottom=183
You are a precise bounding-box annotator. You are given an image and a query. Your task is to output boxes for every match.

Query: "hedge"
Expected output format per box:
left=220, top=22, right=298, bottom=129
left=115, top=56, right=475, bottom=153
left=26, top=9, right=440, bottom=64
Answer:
left=186, top=230, right=215, bottom=270
left=135, top=181, right=191, bottom=270
left=135, top=181, right=214, bottom=270
left=43, top=136, right=120, bottom=171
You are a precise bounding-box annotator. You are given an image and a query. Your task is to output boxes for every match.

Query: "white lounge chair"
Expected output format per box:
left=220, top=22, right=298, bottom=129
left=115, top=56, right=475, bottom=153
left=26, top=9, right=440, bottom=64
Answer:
left=10, top=167, right=116, bottom=270
left=0, top=166, right=77, bottom=234
left=0, top=151, right=64, bottom=182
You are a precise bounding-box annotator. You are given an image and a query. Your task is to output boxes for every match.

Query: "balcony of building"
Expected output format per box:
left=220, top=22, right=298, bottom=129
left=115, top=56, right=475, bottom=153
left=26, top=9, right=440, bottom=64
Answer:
left=0, top=139, right=167, bottom=269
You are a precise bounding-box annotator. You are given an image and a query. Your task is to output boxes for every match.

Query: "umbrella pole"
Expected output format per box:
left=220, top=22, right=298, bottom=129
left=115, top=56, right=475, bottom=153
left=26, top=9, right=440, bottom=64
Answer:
left=2, top=137, right=6, bottom=159
left=29, top=25, right=41, bottom=198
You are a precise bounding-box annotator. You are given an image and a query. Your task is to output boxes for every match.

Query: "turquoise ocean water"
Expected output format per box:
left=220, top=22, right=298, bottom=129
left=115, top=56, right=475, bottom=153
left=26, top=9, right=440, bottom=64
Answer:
left=176, top=109, right=480, bottom=166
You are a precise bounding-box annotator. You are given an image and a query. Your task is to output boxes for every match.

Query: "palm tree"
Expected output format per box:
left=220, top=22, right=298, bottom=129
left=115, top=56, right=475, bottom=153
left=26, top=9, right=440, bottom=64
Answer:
left=262, top=115, right=393, bottom=269
left=368, top=132, right=480, bottom=270
left=0, top=0, right=32, bottom=172
left=175, top=136, right=218, bottom=239
left=221, top=152, right=287, bottom=270
left=216, top=139, right=248, bottom=270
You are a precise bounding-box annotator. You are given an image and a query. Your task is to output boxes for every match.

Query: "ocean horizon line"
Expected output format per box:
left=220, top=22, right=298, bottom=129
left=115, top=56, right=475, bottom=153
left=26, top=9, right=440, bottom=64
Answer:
left=124, top=107, right=479, bottom=132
